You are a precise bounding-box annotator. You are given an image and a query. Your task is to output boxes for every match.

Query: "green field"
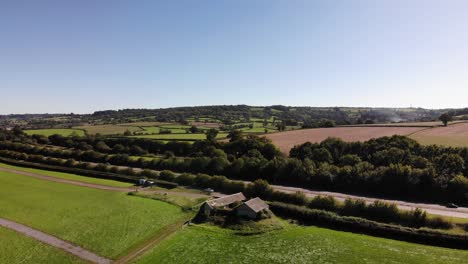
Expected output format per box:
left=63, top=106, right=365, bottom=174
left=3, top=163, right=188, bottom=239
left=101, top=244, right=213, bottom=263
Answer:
left=74, top=124, right=143, bottom=135
left=0, top=227, right=84, bottom=264
left=241, top=127, right=277, bottom=133
left=24, top=129, right=85, bottom=137
left=135, top=224, right=468, bottom=264
left=0, top=163, right=133, bottom=187
left=130, top=133, right=228, bottom=140
left=0, top=170, right=186, bottom=259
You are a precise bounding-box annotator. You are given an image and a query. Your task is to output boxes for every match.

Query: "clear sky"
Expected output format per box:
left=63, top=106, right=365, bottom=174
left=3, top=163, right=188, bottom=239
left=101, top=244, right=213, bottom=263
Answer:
left=1, top=0, right=468, bottom=114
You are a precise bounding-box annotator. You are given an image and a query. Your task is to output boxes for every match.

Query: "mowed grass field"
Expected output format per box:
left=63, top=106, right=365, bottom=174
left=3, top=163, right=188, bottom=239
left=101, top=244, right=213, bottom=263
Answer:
left=130, top=133, right=228, bottom=140
left=0, top=163, right=133, bottom=187
left=410, top=122, right=468, bottom=147
left=135, top=224, right=468, bottom=264
left=24, top=128, right=85, bottom=137
left=265, top=127, right=425, bottom=153
left=0, top=170, right=186, bottom=259
left=0, top=227, right=85, bottom=264
left=74, top=124, right=143, bottom=135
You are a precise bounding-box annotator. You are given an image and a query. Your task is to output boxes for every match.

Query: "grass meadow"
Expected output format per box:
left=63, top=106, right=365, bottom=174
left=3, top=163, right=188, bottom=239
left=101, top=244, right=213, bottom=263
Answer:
left=24, top=129, right=85, bottom=137
left=0, top=170, right=187, bottom=259
left=0, top=227, right=85, bottom=264
left=0, top=162, right=133, bottom=187
left=74, top=124, right=143, bottom=135
left=130, top=133, right=228, bottom=140
left=135, top=224, right=468, bottom=264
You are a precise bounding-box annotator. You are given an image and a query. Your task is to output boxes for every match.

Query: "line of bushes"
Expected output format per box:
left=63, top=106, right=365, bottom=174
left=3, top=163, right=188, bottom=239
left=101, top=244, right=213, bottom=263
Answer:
left=245, top=182, right=453, bottom=230
left=269, top=202, right=468, bottom=250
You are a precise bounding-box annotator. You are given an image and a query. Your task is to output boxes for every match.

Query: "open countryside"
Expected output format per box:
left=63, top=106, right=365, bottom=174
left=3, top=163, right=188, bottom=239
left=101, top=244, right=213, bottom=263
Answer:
left=3, top=1, right=468, bottom=263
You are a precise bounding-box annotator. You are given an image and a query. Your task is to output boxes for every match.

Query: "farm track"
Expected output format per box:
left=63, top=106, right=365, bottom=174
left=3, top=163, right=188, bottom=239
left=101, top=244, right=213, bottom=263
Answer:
left=0, top=218, right=112, bottom=264
left=0, top=167, right=208, bottom=200
left=0, top=167, right=136, bottom=192
left=114, top=218, right=191, bottom=264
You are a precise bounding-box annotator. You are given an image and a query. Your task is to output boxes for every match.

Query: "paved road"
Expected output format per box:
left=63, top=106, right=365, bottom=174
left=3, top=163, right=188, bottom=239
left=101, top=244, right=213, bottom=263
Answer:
left=0, top=218, right=112, bottom=264
left=271, top=184, right=468, bottom=219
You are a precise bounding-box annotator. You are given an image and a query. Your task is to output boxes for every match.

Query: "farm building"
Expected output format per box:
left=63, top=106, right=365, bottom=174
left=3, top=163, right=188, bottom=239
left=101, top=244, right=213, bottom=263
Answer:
left=200, top=192, right=246, bottom=216
left=236, top=197, right=269, bottom=220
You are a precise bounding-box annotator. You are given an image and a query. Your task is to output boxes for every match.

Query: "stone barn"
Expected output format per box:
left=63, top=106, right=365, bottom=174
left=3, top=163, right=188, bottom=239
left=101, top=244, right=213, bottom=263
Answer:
left=200, top=192, right=246, bottom=216
left=236, top=197, right=269, bottom=220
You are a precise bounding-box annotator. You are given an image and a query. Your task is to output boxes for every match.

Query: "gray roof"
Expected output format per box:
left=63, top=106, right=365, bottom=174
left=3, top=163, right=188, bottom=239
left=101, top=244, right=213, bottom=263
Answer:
left=243, top=197, right=269, bottom=213
left=206, top=192, right=246, bottom=208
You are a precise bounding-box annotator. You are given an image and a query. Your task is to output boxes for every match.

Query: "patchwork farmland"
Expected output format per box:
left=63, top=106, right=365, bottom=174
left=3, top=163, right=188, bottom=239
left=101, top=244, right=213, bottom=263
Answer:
left=2, top=106, right=468, bottom=263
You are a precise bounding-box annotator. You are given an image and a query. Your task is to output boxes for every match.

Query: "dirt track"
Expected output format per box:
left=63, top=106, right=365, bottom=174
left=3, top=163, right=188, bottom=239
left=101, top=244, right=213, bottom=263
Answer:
left=114, top=218, right=190, bottom=264
left=0, top=167, right=136, bottom=192
left=265, top=126, right=425, bottom=154
left=0, top=218, right=112, bottom=264
left=271, top=185, right=468, bottom=219
left=0, top=167, right=210, bottom=200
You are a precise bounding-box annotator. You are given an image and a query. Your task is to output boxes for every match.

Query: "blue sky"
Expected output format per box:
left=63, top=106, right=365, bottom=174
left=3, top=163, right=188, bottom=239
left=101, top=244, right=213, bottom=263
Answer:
left=1, top=0, right=468, bottom=114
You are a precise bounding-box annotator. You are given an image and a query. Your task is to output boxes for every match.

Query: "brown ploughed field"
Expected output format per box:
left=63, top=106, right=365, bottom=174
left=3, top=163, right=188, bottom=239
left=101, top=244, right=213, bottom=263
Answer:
left=266, top=127, right=425, bottom=154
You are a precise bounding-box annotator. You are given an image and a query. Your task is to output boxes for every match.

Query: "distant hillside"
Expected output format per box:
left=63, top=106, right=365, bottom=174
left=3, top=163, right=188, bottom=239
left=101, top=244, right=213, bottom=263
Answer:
left=0, top=105, right=461, bottom=129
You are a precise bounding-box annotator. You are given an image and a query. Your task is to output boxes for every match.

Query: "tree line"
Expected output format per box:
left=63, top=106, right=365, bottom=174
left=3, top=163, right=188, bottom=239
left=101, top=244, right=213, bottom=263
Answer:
left=1, top=128, right=467, bottom=204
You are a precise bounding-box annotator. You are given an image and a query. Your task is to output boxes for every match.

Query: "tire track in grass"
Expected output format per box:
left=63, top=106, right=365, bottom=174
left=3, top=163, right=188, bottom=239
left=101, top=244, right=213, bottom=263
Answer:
left=0, top=218, right=112, bottom=264
left=0, top=167, right=136, bottom=192
left=114, top=217, right=191, bottom=264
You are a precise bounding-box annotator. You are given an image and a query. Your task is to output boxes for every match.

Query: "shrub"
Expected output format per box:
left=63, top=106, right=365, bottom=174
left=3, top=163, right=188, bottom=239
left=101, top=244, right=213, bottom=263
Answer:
left=160, top=170, right=177, bottom=181
left=426, top=217, right=453, bottom=230
left=246, top=179, right=273, bottom=199
left=308, top=196, right=339, bottom=211
left=271, top=191, right=308, bottom=206
left=141, top=169, right=159, bottom=178
left=194, top=174, right=211, bottom=188
left=175, top=173, right=196, bottom=186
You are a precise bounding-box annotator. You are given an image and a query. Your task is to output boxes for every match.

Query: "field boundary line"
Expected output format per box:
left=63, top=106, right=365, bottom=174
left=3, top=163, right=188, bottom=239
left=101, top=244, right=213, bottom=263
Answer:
left=114, top=217, right=191, bottom=264
left=405, top=126, right=436, bottom=137
left=0, top=218, right=112, bottom=264
left=0, top=167, right=136, bottom=192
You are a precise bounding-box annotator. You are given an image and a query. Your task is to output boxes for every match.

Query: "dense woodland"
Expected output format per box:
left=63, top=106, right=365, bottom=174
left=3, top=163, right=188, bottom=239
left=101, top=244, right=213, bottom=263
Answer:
left=0, top=128, right=466, bottom=205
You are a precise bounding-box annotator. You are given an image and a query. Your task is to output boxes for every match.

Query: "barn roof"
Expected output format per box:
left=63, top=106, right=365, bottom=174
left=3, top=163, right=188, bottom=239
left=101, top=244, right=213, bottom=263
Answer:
left=243, top=197, right=269, bottom=213
left=206, top=192, right=246, bottom=208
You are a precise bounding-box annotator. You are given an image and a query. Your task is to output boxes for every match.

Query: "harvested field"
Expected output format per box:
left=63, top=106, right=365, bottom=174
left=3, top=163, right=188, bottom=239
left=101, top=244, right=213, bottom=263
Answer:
left=343, top=121, right=466, bottom=128
left=409, top=122, right=468, bottom=147
left=265, top=127, right=425, bottom=153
